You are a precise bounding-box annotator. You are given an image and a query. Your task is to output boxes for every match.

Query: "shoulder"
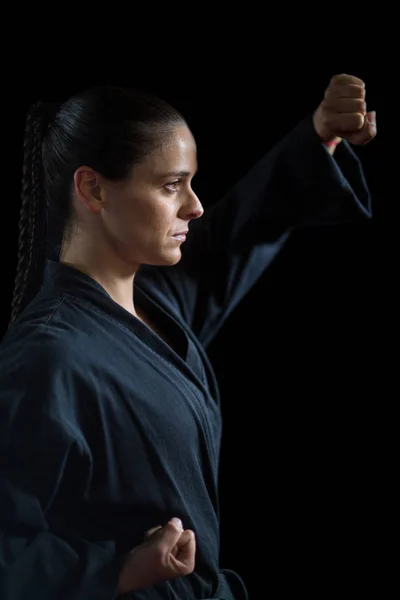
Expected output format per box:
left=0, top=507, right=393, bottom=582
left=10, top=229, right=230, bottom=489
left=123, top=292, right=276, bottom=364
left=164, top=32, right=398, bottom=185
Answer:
left=1, top=302, right=78, bottom=373
left=0, top=298, right=94, bottom=414
left=1, top=288, right=103, bottom=365
left=0, top=326, right=98, bottom=451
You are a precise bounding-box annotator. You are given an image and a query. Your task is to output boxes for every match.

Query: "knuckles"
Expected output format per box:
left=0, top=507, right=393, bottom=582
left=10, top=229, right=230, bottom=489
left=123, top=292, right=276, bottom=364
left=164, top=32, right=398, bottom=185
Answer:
left=323, top=112, right=365, bottom=132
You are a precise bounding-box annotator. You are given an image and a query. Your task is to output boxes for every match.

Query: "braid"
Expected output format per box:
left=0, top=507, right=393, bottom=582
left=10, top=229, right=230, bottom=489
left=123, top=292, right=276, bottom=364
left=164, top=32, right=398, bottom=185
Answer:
left=9, top=103, right=55, bottom=327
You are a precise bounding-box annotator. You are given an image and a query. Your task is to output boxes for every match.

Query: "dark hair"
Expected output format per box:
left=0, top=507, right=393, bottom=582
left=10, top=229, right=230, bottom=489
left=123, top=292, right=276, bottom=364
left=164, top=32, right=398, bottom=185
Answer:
left=9, top=86, right=186, bottom=326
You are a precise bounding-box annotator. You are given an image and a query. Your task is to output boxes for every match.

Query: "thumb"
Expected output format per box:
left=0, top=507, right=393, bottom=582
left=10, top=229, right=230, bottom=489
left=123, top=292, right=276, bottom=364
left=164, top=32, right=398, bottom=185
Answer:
left=365, top=110, right=377, bottom=138
left=144, top=525, right=162, bottom=540
left=345, top=110, right=377, bottom=145
left=157, top=518, right=184, bottom=550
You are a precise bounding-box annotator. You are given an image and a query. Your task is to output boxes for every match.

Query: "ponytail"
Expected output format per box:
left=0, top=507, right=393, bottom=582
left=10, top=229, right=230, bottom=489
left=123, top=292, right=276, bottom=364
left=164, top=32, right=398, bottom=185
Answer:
left=9, top=102, right=58, bottom=327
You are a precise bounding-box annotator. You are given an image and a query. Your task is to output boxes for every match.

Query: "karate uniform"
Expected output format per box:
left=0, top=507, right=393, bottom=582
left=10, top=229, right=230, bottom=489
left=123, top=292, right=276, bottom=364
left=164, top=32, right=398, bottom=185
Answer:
left=0, top=115, right=372, bottom=599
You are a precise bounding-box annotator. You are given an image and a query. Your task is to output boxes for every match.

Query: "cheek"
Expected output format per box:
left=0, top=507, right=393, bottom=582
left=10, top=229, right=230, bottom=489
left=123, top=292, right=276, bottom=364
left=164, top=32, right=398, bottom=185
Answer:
left=121, top=193, right=177, bottom=239
left=144, top=196, right=177, bottom=231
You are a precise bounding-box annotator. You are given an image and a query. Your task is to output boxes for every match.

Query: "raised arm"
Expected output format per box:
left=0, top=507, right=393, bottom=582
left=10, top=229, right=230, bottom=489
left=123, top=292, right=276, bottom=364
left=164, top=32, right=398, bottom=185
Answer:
left=136, top=74, right=376, bottom=349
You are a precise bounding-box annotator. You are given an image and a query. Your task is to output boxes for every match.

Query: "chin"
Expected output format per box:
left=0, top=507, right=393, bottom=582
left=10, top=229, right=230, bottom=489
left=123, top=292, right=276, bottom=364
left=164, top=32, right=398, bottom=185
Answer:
left=146, top=249, right=182, bottom=267
left=163, top=251, right=182, bottom=266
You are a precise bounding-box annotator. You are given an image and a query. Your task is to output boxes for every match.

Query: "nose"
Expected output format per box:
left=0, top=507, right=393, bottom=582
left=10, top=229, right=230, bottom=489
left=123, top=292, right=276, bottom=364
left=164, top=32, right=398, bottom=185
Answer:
left=181, top=189, right=204, bottom=221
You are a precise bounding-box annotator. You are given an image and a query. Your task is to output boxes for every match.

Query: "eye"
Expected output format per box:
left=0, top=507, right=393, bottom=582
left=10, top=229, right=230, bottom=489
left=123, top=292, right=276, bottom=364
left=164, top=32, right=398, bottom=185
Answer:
left=164, top=180, right=181, bottom=193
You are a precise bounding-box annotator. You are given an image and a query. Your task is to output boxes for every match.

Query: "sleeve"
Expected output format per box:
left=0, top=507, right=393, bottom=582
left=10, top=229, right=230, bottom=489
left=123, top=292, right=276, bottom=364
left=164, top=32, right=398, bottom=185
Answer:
left=136, top=113, right=373, bottom=349
left=0, top=350, right=122, bottom=600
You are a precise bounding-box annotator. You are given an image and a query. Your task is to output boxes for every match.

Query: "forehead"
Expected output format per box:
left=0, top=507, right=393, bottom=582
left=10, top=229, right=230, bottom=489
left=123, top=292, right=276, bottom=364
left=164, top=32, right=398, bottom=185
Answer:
left=134, top=126, right=198, bottom=178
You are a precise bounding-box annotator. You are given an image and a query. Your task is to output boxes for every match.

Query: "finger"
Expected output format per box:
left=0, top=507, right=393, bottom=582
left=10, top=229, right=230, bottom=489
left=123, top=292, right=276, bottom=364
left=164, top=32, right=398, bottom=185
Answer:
left=171, top=530, right=196, bottom=572
left=175, top=529, right=195, bottom=549
left=331, top=73, right=365, bottom=88
left=325, top=84, right=366, bottom=101
left=171, top=529, right=194, bottom=558
left=322, top=110, right=364, bottom=133
left=322, top=97, right=366, bottom=115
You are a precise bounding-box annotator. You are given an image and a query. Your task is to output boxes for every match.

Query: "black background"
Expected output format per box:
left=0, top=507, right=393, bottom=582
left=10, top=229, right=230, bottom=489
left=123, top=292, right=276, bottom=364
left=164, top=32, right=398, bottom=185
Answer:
left=1, top=35, right=393, bottom=597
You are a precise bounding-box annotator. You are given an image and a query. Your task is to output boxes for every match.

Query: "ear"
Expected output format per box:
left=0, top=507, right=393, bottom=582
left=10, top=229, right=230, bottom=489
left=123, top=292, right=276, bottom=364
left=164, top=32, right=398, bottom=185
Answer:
left=73, top=166, right=104, bottom=214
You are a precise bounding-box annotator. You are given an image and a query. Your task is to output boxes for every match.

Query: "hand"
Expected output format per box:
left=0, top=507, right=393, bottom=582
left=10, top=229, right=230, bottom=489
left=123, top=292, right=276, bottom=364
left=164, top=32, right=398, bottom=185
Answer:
left=313, top=73, right=377, bottom=146
left=116, top=518, right=196, bottom=595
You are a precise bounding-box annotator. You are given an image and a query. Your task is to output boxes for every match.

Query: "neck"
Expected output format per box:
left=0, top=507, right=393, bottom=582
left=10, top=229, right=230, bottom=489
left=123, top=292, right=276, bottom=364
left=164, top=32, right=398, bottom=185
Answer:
left=59, top=239, right=140, bottom=318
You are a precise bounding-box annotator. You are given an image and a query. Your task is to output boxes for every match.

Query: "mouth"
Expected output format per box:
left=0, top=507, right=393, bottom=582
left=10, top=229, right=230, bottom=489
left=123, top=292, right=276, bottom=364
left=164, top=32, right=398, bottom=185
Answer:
left=172, top=230, right=188, bottom=241
left=172, top=233, right=187, bottom=242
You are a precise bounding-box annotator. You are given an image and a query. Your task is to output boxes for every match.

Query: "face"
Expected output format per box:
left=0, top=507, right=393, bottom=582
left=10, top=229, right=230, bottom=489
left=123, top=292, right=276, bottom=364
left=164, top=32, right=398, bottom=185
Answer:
left=96, top=125, right=203, bottom=268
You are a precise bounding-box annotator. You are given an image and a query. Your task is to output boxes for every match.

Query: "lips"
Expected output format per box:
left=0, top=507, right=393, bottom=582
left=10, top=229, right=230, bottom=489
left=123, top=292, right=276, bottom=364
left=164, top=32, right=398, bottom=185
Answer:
left=173, top=230, right=188, bottom=237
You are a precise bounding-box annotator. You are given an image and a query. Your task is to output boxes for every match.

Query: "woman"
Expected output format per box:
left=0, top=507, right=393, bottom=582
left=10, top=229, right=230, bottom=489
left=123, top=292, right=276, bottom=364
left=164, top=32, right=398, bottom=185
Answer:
left=0, top=74, right=376, bottom=599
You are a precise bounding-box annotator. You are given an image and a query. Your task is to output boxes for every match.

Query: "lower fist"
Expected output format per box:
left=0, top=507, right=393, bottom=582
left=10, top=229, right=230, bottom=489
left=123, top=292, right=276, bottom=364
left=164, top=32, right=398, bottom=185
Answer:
left=117, top=518, right=196, bottom=595
left=313, top=73, right=377, bottom=146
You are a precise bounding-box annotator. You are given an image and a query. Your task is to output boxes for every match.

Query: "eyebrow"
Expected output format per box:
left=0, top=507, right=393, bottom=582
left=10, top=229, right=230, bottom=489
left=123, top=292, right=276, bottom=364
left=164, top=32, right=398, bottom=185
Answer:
left=159, top=168, right=198, bottom=179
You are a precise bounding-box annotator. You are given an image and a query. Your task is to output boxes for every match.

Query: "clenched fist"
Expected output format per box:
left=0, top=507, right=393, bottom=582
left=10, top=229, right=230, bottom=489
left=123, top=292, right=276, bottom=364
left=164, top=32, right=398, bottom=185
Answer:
left=313, top=73, right=377, bottom=146
left=116, top=518, right=196, bottom=596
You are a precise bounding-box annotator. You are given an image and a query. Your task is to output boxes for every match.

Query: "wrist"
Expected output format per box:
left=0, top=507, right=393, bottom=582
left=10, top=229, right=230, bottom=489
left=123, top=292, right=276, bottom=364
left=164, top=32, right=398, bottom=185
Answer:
left=323, top=137, right=342, bottom=155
